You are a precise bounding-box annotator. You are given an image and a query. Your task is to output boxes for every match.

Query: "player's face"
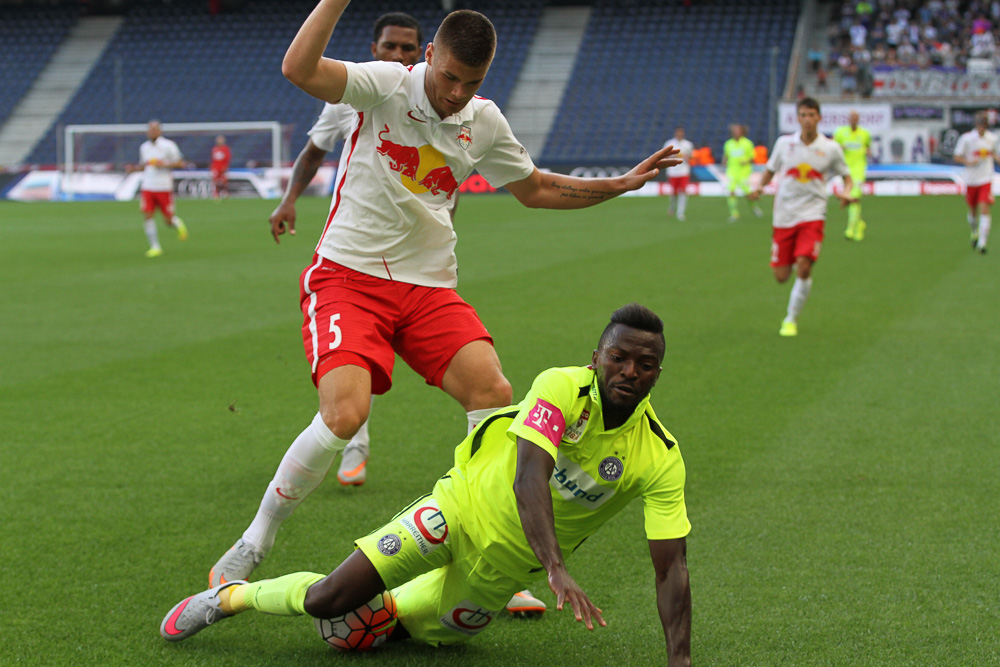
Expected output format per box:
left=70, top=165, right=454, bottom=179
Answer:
left=730, top=125, right=742, bottom=139
left=424, top=42, right=490, bottom=118
left=849, top=111, right=859, bottom=128
left=372, top=25, right=421, bottom=66
left=147, top=122, right=161, bottom=140
left=592, top=325, right=663, bottom=414
left=675, top=128, right=685, bottom=141
left=798, top=107, right=820, bottom=134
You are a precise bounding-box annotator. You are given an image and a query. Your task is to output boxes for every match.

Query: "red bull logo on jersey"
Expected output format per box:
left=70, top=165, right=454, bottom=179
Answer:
left=786, top=162, right=824, bottom=183
left=399, top=500, right=449, bottom=556
left=375, top=123, right=460, bottom=199
left=977, top=148, right=991, bottom=158
left=439, top=601, right=495, bottom=636
left=457, top=125, right=472, bottom=150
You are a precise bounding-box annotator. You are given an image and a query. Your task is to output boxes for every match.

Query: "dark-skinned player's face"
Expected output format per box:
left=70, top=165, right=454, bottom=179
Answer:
left=591, top=325, right=663, bottom=414
left=372, top=25, right=421, bottom=66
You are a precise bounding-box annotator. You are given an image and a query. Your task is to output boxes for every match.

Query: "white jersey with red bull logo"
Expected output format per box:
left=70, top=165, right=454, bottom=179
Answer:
left=308, top=102, right=358, bottom=152
left=954, top=129, right=999, bottom=187
left=320, top=61, right=535, bottom=288
left=139, top=137, right=182, bottom=192
left=765, top=132, right=849, bottom=229
left=664, top=138, right=694, bottom=178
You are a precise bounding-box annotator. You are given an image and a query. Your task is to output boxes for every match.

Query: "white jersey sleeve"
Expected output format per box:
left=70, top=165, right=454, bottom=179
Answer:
left=471, top=105, right=535, bottom=188
left=308, top=103, right=358, bottom=152
left=765, top=135, right=788, bottom=175
left=340, top=61, right=409, bottom=112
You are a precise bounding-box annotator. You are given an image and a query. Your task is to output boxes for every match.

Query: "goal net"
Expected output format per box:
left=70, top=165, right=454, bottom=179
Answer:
left=63, top=121, right=287, bottom=177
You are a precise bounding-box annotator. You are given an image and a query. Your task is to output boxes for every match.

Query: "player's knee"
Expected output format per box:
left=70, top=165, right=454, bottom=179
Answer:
left=318, top=400, right=370, bottom=440
left=304, top=580, right=347, bottom=619
left=470, top=374, right=512, bottom=411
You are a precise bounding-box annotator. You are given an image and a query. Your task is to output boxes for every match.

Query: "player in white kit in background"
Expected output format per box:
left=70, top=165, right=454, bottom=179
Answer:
left=750, top=98, right=852, bottom=337
left=953, top=111, right=999, bottom=254
left=664, top=126, right=694, bottom=221
left=133, top=120, right=188, bottom=257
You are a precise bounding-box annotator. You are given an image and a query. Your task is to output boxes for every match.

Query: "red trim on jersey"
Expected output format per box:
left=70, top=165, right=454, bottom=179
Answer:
left=316, top=111, right=364, bottom=252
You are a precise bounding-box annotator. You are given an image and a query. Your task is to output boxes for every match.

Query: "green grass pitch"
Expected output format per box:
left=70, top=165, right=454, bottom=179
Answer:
left=1, top=193, right=997, bottom=665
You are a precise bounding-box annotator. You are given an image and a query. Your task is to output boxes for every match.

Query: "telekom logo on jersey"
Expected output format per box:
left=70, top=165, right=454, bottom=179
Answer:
left=376, top=124, right=459, bottom=199
left=525, top=398, right=566, bottom=448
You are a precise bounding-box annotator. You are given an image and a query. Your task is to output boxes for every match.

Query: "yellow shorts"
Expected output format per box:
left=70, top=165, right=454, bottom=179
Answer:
left=356, top=490, right=523, bottom=646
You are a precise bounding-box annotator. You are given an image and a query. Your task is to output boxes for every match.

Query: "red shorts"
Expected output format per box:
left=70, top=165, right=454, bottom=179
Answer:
left=669, top=176, right=690, bottom=193
left=140, top=190, right=174, bottom=218
left=966, top=183, right=994, bottom=208
left=771, top=220, right=824, bottom=267
left=299, top=256, right=492, bottom=392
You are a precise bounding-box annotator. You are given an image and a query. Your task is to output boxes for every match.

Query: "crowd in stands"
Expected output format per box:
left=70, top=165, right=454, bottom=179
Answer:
left=812, top=0, right=1000, bottom=96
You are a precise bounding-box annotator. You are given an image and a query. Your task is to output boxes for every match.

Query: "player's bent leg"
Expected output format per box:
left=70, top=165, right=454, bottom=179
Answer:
left=318, top=364, right=374, bottom=440
left=304, top=551, right=389, bottom=619
left=441, top=340, right=513, bottom=414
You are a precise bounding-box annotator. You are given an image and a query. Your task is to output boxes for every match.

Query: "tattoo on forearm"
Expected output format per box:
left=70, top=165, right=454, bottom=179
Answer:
left=551, top=181, right=615, bottom=201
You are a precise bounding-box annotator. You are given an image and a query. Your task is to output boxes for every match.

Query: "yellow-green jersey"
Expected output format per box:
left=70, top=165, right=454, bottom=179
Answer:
left=832, top=125, right=871, bottom=178
left=724, top=136, right=755, bottom=177
left=434, top=365, right=690, bottom=582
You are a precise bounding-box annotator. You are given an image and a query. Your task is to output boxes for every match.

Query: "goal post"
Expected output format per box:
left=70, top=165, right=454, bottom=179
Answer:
left=63, top=121, right=285, bottom=183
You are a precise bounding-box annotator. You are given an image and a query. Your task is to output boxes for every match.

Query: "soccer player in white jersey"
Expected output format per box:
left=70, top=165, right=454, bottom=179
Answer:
left=161, top=304, right=692, bottom=662
left=749, top=98, right=852, bottom=337
left=134, top=120, right=188, bottom=257
left=664, top=126, right=694, bottom=221
left=953, top=111, right=999, bottom=254
left=206, top=1, right=680, bottom=613
left=269, top=13, right=424, bottom=489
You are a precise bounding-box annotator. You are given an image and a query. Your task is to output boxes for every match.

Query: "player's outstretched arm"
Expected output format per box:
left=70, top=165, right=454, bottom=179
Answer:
left=504, top=146, right=680, bottom=210
left=282, top=0, right=350, bottom=104
left=649, top=538, right=691, bottom=667
left=749, top=170, right=774, bottom=201
left=513, top=437, right=606, bottom=630
left=269, top=140, right=327, bottom=243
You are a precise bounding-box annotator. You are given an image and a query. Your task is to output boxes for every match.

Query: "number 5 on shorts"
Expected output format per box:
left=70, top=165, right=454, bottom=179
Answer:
left=329, top=313, right=342, bottom=350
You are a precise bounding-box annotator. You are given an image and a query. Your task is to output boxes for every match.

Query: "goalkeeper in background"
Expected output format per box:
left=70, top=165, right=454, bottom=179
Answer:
left=832, top=111, right=871, bottom=241
left=723, top=123, right=763, bottom=222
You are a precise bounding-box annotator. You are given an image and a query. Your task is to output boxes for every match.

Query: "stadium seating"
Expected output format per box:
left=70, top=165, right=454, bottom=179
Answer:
left=541, top=0, right=799, bottom=165
left=0, top=6, right=79, bottom=129
left=23, top=0, right=541, bottom=167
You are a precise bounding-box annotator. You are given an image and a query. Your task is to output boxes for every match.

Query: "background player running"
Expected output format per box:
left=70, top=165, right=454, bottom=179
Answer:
left=128, top=120, right=188, bottom=257
left=832, top=111, right=871, bottom=241
left=162, top=304, right=692, bottom=664
left=750, top=98, right=852, bottom=337
left=953, top=110, right=999, bottom=254
left=723, top=123, right=763, bottom=222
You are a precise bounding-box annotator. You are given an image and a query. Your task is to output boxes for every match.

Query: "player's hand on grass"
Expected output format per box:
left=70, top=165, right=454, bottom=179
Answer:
left=269, top=201, right=297, bottom=244
left=547, top=566, right=606, bottom=631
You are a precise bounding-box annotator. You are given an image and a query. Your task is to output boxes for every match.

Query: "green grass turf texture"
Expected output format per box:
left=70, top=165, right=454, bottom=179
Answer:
left=1, top=193, right=997, bottom=666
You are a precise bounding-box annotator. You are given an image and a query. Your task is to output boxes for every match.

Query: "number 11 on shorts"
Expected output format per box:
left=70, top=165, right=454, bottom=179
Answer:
left=329, top=313, right=342, bottom=350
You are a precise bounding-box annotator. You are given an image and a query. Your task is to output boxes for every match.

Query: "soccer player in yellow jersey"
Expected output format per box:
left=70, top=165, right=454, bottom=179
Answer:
left=161, top=304, right=692, bottom=664
left=832, top=111, right=872, bottom=241
left=723, top=123, right=763, bottom=222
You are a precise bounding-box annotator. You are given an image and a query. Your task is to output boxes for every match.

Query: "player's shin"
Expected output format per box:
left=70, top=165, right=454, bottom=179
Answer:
left=232, top=572, right=326, bottom=615
left=786, top=277, right=813, bottom=323
left=243, top=413, right=348, bottom=551
left=978, top=215, right=991, bottom=249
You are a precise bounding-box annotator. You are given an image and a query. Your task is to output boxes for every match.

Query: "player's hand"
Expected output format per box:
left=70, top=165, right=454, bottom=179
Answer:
left=837, top=193, right=854, bottom=208
left=748, top=189, right=762, bottom=201
left=618, top=145, right=682, bottom=192
left=547, top=566, right=606, bottom=631
left=269, top=200, right=297, bottom=244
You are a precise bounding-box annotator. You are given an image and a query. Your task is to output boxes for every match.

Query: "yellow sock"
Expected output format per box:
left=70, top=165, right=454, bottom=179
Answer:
left=225, top=584, right=248, bottom=614
left=238, top=572, right=326, bottom=616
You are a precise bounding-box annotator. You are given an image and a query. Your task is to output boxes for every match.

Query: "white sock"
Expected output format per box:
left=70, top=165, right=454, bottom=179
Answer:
left=467, top=408, right=498, bottom=434
left=978, top=214, right=991, bottom=248
left=170, top=215, right=182, bottom=226
left=242, top=412, right=348, bottom=552
left=968, top=212, right=978, bottom=232
left=786, top=277, right=813, bottom=323
left=144, top=219, right=160, bottom=249
left=677, top=193, right=688, bottom=218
